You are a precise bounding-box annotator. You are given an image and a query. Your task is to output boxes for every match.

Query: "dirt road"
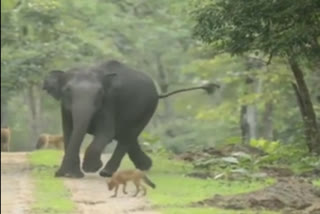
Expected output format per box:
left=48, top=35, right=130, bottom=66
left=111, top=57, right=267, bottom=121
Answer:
left=1, top=152, right=160, bottom=214
left=1, top=152, right=33, bottom=214
left=65, top=154, right=160, bottom=214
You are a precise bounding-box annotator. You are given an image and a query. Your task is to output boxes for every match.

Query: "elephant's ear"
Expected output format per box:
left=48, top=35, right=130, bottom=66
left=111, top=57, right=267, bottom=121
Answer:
left=43, top=70, right=65, bottom=100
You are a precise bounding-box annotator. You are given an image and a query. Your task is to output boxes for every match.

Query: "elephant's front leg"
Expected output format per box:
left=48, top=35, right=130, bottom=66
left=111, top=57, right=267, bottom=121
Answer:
left=60, top=106, right=72, bottom=152
left=56, top=153, right=83, bottom=178
left=99, top=142, right=128, bottom=177
left=82, top=133, right=113, bottom=173
left=55, top=133, right=84, bottom=178
left=55, top=107, right=82, bottom=178
left=56, top=133, right=85, bottom=178
left=55, top=108, right=88, bottom=178
left=82, top=112, right=115, bottom=173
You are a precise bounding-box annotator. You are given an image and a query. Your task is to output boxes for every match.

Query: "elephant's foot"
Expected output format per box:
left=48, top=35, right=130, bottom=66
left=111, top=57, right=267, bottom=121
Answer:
left=54, top=155, right=84, bottom=178
left=82, top=158, right=103, bottom=173
left=136, top=158, right=152, bottom=171
left=82, top=145, right=104, bottom=173
left=131, top=153, right=152, bottom=171
left=99, top=158, right=123, bottom=177
left=55, top=165, right=84, bottom=178
left=99, top=168, right=113, bottom=177
left=128, top=145, right=153, bottom=171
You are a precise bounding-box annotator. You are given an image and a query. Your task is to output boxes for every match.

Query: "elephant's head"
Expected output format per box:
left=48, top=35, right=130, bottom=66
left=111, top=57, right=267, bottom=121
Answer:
left=43, top=68, right=116, bottom=113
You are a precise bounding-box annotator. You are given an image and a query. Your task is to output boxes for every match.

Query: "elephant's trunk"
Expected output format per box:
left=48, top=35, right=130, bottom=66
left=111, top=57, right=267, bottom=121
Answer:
left=66, top=105, right=95, bottom=156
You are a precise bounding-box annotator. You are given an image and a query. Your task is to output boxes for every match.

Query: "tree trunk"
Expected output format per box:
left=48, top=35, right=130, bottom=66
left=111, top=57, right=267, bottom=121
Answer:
left=156, top=54, right=174, bottom=120
left=25, top=84, right=43, bottom=146
left=240, top=105, right=250, bottom=144
left=261, top=102, right=274, bottom=140
left=155, top=54, right=176, bottom=137
left=240, top=77, right=259, bottom=144
left=247, top=105, right=258, bottom=139
left=288, top=57, right=320, bottom=154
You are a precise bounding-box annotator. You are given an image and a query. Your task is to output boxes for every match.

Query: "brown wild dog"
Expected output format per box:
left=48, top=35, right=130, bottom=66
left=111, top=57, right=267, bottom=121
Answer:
left=1, top=126, right=11, bottom=152
left=36, top=134, right=64, bottom=150
left=107, top=169, right=156, bottom=197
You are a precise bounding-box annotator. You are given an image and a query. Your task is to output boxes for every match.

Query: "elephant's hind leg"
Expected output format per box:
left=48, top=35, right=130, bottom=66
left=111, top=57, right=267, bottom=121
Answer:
left=100, top=120, right=154, bottom=177
left=127, top=106, right=156, bottom=171
left=100, top=99, right=157, bottom=177
left=128, top=140, right=152, bottom=171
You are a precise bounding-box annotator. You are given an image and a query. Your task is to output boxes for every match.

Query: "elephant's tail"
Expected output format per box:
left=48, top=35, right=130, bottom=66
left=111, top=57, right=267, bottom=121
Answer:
left=143, top=175, right=156, bottom=189
left=158, top=83, right=220, bottom=99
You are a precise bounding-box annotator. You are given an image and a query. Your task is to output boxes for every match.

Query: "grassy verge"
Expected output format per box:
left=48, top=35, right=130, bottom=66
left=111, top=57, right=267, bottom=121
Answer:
left=28, top=150, right=75, bottom=214
left=28, top=151, right=318, bottom=214
left=120, top=154, right=278, bottom=214
left=160, top=207, right=278, bottom=214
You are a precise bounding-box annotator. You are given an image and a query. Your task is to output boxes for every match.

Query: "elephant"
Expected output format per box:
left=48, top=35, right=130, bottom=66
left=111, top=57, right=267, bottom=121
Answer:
left=43, top=60, right=219, bottom=178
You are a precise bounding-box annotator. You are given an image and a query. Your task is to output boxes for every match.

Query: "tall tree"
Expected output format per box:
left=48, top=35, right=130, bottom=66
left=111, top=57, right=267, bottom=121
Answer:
left=192, top=0, right=320, bottom=154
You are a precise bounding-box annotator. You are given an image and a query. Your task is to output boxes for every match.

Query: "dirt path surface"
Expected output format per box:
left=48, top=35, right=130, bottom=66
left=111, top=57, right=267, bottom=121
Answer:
left=64, top=154, right=161, bottom=214
left=1, top=152, right=33, bottom=214
left=1, top=152, right=160, bottom=214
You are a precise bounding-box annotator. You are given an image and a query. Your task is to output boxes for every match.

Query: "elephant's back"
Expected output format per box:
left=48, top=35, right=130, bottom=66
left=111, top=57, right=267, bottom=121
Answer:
left=99, top=60, right=158, bottom=97
left=100, top=61, right=159, bottom=127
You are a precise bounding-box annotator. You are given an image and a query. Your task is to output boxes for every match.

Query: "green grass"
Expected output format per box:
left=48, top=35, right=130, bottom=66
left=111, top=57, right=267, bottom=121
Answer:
left=27, top=151, right=283, bottom=214
left=120, top=153, right=277, bottom=214
left=28, top=150, right=75, bottom=214
left=162, top=207, right=278, bottom=214
left=314, top=179, right=320, bottom=187
left=146, top=174, right=274, bottom=206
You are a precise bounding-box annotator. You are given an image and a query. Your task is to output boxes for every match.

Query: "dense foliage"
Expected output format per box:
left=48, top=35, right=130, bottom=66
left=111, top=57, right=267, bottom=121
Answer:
left=192, top=0, right=320, bottom=153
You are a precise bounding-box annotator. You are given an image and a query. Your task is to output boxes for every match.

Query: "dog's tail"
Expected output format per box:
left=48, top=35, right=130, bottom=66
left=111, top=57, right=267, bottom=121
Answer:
left=143, top=175, right=156, bottom=189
